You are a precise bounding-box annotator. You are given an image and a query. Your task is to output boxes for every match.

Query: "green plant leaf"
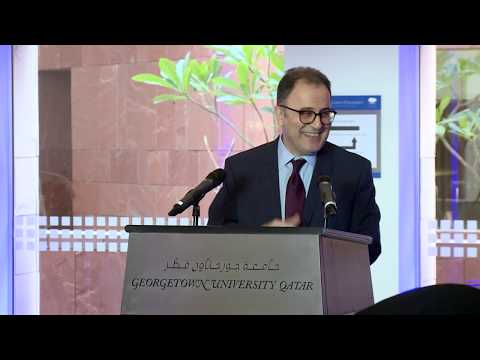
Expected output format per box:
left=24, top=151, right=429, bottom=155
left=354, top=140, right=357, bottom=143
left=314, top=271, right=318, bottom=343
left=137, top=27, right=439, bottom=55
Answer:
left=199, top=61, right=210, bottom=82
left=131, top=73, right=176, bottom=89
left=212, top=77, right=241, bottom=90
left=447, top=122, right=468, bottom=139
left=438, top=115, right=464, bottom=125
left=175, top=53, right=190, bottom=93
left=464, top=130, right=476, bottom=140
left=458, top=113, right=469, bottom=129
left=222, top=56, right=241, bottom=66
left=237, top=63, right=249, bottom=96
left=230, top=46, right=246, bottom=62
left=189, top=60, right=202, bottom=78
left=175, top=59, right=185, bottom=92
left=190, top=75, right=210, bottom=92
left=217, top=94, right=249, bottom=105
left=242, top=45, right=253, bottom=65
left=271, top=51, right=284, bottom=71
left=207, top=57, right=221, bottom=81
left=158, top=58, right=179, bottom=87
left=436, top=95, right=451, bottom=122
left=175, top=53, right=191, bottom=93
left=436, top=124, right=446, bottom=137
left=250, top=70, right=258, bottom=95
left=255, top=45, right=266, bottom=57
left=184, top=62, right=193, bottom=93
left=153, top=94, right=187, bottom=104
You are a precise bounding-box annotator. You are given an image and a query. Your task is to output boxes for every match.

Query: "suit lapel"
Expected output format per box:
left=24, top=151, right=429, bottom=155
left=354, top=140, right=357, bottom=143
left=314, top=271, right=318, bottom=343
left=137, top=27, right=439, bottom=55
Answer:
left=260, top=138, right=282, bottom=221
left=303, top=142, right=335, bottom=226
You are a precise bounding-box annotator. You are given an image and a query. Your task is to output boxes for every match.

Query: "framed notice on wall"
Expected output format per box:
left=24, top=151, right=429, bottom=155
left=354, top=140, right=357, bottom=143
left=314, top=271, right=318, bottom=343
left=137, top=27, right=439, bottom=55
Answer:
left=330, top=96, right=381, bottom=178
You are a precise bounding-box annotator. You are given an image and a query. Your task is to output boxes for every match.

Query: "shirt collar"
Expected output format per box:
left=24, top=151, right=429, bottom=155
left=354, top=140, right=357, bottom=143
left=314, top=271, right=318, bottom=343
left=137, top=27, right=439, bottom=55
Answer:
left=278, top=136, right=317, bottom=167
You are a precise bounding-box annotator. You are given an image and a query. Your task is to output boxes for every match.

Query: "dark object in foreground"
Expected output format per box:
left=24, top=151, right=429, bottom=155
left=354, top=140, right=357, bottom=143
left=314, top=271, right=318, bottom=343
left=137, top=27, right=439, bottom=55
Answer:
left=356, top=284, right=480, bottom=315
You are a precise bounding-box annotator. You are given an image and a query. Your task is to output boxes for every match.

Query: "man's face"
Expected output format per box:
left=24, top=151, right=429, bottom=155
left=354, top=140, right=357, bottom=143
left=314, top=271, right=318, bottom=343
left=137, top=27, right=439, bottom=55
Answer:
left=276, top=81, right=331, bottom=156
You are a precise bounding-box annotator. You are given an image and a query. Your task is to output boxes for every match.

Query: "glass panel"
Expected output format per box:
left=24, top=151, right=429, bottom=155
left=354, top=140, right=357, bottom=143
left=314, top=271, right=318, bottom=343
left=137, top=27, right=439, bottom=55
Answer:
left=38, top=45, right=284, bottom=314
left=436, top=46, right=480, bottom=289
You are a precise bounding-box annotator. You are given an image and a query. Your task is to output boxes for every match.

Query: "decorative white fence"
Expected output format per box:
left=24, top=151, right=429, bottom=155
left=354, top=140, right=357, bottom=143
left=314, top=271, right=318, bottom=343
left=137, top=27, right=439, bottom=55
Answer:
left=32, top=216, right=480, bottom=259
left=433, top=219, right=480, bottom=258
left=38, top=215, right=209, bottom=253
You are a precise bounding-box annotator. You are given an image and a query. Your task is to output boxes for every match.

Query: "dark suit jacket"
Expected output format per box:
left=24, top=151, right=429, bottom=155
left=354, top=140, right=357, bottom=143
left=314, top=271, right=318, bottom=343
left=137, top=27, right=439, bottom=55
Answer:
left=208, top=137, right=381, bottom=264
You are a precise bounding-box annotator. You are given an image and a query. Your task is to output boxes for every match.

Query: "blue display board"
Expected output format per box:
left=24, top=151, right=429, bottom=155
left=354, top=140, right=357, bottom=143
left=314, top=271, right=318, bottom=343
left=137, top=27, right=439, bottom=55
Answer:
left=330, top=96, right=381, bottom=178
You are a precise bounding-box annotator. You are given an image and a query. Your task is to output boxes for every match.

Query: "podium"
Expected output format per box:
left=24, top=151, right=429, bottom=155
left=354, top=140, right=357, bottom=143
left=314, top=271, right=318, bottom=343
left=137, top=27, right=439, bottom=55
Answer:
left=121, top=226, right=373, bottom=315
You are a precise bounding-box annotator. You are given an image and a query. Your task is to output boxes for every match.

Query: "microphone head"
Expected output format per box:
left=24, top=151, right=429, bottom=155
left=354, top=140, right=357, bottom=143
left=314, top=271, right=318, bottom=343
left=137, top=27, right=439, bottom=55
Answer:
left=167, top=206, right=180, bottom=217
left=206, top=168, right=226, bottom=186
left=316, top=175, right=337, bottom=215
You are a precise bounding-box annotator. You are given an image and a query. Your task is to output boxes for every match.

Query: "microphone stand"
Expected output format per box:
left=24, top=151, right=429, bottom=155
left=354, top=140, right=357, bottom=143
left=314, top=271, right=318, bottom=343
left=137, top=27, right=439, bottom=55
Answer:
left=323, top=205, right=336, bottom=231
left=192, top=201, right=200, bottom=226
left=192, top=192, right=206, bottom=227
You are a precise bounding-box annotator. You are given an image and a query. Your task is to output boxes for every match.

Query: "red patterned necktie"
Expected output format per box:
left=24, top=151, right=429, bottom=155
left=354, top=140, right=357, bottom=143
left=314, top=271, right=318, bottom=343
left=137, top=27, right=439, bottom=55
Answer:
left=285, top=158, right=307, bottom=224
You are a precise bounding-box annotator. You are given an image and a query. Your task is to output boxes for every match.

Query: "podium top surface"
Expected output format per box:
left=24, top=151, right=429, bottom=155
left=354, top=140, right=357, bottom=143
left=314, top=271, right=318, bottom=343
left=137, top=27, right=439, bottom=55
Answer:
left=125, top=225, right=371, bottom=245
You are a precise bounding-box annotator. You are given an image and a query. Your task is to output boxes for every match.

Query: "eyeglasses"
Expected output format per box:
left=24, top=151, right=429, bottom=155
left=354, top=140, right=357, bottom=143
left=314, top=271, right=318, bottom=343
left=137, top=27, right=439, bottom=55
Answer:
left=278, top=105, right=337, bottom=125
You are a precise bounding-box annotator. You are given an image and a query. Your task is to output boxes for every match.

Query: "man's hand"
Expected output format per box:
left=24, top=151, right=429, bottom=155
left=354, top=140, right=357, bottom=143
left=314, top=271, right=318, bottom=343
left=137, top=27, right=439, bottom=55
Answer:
left=263, top=213, right=301, bottom=227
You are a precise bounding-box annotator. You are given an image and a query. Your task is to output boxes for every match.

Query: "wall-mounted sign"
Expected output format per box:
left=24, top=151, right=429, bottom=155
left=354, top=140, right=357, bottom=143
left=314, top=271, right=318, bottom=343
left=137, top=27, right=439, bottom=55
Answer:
left=330, top=96, right=381, bottom=178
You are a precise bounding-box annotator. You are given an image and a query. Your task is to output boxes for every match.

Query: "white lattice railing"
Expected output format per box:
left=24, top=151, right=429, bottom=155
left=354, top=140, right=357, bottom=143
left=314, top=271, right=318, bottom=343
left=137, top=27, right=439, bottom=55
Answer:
left=433, top=219, right=480, bottom=258
left=38, top=215, right=209, bottom=253
left=34, top=216, right=480, bottom=258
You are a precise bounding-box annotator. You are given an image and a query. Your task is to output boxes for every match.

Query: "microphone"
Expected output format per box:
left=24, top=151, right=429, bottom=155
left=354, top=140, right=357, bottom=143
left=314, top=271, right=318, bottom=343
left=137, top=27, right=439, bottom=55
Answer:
left=316, top=175, right=337, bottom=217
left=168, top=168, right=226, bottom=216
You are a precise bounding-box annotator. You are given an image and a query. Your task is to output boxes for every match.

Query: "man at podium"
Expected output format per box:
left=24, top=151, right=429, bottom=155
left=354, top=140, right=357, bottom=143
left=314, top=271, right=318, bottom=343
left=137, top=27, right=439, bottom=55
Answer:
left=208, top=66, right=381, bottom=264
